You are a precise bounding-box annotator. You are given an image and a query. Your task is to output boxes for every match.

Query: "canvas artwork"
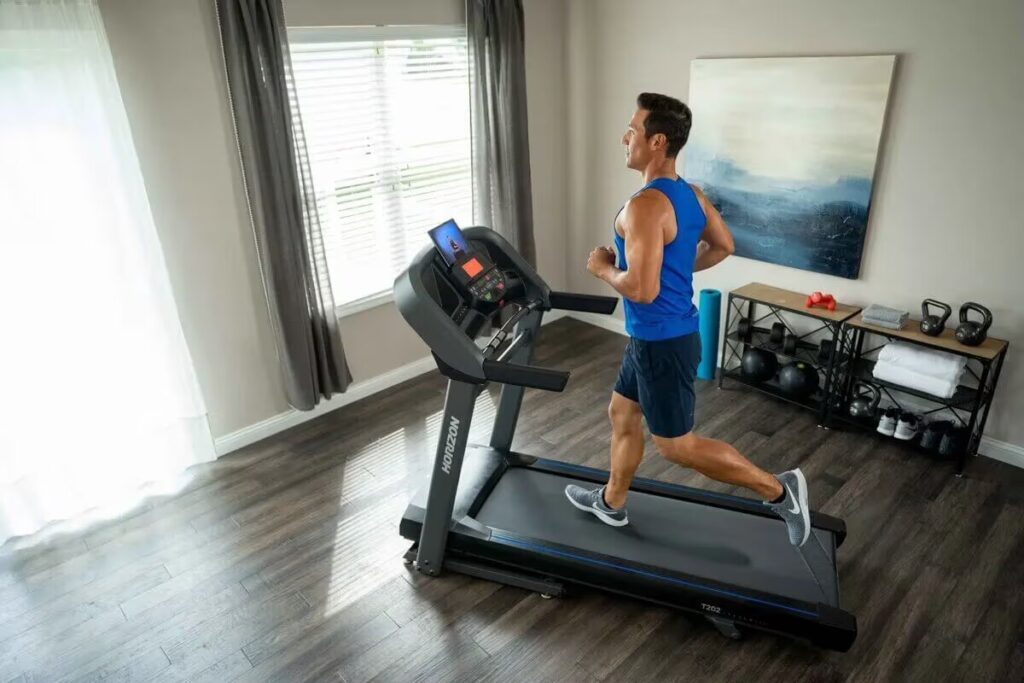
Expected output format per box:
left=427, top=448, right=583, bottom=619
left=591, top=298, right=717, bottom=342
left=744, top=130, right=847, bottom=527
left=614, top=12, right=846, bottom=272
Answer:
left=686, top=56, right=896, bottom=279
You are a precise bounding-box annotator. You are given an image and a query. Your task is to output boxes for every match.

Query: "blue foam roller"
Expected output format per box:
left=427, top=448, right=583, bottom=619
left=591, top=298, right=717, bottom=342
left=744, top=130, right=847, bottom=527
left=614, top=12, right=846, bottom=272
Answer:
left=698, top=289, right=722, bottom=380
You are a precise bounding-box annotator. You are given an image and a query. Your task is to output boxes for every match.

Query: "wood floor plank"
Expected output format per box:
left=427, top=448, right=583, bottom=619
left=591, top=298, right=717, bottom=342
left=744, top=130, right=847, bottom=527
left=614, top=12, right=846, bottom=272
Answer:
left=942, top=503, right=1024, bottom=644
left=574, top=602, right=673, bottom=680
left=334, top=618, right=431, bottom=683
left=235, top=612, right=398, bottom=683
left=844, top=563, right=957, bottom=682
left=469, top=594, right=626, bottom=682
left=369, top=631, right=489, bottom=683
left=48, top=583, right=252, bottom=682
left=0, top=606, right=128, bottom=679
left=471, top=592, right=561, bottom=656
left=604, top=613, right=718, bottom=681
left=67, top=645, right=171, bottom=683
left=239, top=571, right=451, bottom=673
left=947, top=587, right=1024, bottom=683
left=156, top=591, right=309, bottom=681
left=0, top=562, right=168, bottom=645
left=0, top=538, right=90, bottom=590
left=185, top=650, right=253, bottom=683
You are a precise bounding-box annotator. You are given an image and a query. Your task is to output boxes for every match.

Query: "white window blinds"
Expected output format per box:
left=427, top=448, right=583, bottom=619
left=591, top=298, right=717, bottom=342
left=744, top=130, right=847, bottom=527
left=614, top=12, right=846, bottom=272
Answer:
left=289, top=26, right=474, bottom=309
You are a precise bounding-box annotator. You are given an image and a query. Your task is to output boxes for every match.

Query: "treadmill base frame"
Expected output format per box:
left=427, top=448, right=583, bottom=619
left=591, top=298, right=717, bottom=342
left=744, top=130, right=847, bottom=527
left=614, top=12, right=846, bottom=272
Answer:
left=401, top=445, right=858, bottom=652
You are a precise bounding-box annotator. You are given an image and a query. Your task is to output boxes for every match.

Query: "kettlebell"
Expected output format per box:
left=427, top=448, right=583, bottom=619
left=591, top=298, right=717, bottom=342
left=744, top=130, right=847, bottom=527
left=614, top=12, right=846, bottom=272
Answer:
left=919, top=299, right=951, bottom=337
left=848, top=381, right=880, bottom=419
left=939, top=428, right=967, bottom=459
left=921, top=420, right=953, bottom=451
left=955, top=302, right=993, bottom=346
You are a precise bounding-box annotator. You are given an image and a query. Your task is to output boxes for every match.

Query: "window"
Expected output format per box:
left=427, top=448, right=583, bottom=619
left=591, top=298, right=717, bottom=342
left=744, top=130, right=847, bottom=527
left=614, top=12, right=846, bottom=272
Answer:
left=289, top=26, right=474, bottom=312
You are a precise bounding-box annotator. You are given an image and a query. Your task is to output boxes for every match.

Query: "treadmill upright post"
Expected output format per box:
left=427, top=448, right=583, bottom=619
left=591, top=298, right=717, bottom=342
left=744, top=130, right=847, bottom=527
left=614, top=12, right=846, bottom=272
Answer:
left=489, top=309, right=543, bottom=452
left=415, top=379, right=481, bottom=576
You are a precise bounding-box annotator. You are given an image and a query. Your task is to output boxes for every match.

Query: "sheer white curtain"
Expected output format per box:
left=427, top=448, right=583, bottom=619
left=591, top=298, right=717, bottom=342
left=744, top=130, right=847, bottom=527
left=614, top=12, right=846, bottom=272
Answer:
left=0, top=0, right=216, bottom=545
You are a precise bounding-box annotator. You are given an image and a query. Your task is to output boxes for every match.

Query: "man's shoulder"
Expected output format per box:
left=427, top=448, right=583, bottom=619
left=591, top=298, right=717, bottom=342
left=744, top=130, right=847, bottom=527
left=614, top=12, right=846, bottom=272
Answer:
left=625, top=188, right=672, bottom=215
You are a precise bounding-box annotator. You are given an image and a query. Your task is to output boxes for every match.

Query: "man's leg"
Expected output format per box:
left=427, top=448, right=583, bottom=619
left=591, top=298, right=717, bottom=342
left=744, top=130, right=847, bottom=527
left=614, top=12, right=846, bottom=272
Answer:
left=563, top=394, right=640, bottom=524
left=638, top=333, right=811, bottom=546
left=603, top=392, right=645, bottom=509
left=652, top=433, right=782, bottom=500
left=655, top=433, right=810, bottom=545
left=564, top=344, right=642, bottom=526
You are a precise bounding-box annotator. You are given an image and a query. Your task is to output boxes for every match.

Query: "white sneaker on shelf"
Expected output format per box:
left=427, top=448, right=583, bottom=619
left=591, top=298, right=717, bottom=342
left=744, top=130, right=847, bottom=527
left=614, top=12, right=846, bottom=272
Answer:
left=894, top=413, right=920, bottom=441
left=877, top=407, right=899, bottom=436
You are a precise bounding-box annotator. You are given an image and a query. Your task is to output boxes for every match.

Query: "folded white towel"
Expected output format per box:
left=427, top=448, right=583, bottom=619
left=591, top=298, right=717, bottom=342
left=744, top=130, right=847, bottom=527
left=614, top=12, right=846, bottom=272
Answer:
left=877, top=342, right=966, bottom=384
left=872, top=360, right=959, bottom=399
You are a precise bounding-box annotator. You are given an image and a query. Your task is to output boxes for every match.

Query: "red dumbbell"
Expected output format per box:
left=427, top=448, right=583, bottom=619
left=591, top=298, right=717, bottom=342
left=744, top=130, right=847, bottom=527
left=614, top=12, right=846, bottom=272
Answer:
left=806, top=291, right=837, bottom=311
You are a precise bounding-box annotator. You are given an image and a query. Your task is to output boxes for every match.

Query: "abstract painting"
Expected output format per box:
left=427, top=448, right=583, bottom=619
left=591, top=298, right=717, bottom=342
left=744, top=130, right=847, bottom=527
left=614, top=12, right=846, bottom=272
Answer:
left=686, top=56, right=896, bottom=279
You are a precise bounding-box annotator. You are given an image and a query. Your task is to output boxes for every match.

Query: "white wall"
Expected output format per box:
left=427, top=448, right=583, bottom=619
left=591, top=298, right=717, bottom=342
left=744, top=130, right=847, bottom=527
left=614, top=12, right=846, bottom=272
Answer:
left=100, top=0, right=284, bottom=439
left=565, top=0, right=1024, bottom=449
left=99, top=0, right=568, bottom=440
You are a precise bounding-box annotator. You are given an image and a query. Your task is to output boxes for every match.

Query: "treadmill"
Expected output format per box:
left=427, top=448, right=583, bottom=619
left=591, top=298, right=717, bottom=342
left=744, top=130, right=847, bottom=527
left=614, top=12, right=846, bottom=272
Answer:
left=393, top=221, right=857, bottom=651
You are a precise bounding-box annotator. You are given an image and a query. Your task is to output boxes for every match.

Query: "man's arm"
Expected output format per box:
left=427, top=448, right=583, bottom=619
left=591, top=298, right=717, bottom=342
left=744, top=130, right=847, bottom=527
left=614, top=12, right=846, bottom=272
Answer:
left=590, top=192, right=665, bottom=304
left=691, top=184, right=735, bottom=272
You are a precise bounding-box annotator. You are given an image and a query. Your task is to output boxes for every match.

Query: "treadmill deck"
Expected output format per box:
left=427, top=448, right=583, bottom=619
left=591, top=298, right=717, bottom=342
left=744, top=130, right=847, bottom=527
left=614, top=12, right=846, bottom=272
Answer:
left=474, top=468, right=838, bottom=606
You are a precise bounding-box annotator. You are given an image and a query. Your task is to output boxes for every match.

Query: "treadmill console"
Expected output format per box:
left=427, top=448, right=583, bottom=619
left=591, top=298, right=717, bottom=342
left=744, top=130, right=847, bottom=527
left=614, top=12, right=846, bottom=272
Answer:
left=429, top=219, right=507, bottom=304
left=395, top=221, right=615, bottom=388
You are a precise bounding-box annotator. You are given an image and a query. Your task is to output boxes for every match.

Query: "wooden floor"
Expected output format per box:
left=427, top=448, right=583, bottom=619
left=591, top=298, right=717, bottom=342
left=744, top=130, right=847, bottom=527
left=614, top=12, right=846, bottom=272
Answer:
left=2, top=318, right=1023, bottom=683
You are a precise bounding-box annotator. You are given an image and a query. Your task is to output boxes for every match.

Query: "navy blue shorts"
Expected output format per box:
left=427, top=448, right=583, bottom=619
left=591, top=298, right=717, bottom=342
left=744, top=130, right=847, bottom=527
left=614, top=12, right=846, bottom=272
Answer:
left=614, top=332, right=701, bottom=438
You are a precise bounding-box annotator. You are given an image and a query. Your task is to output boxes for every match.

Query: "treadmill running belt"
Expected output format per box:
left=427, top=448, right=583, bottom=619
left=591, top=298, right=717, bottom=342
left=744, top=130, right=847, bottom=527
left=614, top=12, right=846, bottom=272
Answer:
left=474, top=468, right=838, bottom=606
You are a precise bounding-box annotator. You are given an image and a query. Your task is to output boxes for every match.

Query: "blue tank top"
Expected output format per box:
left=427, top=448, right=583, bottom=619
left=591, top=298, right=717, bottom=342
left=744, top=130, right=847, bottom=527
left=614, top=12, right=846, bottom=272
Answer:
left=613, top=177, right=706, bottom=341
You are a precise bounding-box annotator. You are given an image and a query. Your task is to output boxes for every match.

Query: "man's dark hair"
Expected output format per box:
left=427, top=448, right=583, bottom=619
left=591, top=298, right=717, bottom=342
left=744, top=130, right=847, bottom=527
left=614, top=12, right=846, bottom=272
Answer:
left=636, top=92, right=692, bottom=157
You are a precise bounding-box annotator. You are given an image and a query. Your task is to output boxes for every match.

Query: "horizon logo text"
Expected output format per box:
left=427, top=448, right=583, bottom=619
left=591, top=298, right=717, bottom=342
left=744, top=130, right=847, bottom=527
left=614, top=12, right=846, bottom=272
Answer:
left=441, top=416, right=460, bottom=474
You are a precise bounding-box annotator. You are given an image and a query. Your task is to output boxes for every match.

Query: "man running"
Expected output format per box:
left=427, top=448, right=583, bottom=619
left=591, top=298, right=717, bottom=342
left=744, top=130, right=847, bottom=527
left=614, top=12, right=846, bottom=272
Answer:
left=564, top=92, right=811, bottom=547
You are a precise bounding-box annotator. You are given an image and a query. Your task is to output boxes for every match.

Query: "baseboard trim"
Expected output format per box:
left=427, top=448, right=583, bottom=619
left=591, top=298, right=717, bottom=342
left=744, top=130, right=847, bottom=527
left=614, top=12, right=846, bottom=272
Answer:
left=214, top=309, right=570, bottom=455
left=978, top=436, right=1024, bottom=470
left=214, top=355, right=438, bottom=455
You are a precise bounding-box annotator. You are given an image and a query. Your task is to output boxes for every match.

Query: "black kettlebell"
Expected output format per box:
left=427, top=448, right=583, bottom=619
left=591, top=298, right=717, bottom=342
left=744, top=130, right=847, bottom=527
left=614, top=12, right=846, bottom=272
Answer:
left=921, top=420, right=952, bottom=451
left=919, top=299, right=951, bottom=337
left=955, top=302, right=992, bottom=346
left=847, top=381, right=880, bottom=419
left=939, top=428, right=967, bottom=459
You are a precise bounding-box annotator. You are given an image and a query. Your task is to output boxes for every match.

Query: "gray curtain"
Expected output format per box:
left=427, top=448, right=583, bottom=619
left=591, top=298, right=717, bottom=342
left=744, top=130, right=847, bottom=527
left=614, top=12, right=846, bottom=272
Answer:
left=467, top=0, right=536, bottom=266
left=214, top=0, right=352, bottom=410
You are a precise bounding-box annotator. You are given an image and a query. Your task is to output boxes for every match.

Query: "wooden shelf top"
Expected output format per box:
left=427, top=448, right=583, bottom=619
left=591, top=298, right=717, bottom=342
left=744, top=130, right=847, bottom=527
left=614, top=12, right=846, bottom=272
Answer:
left=730, top=282, right=861, bottom=322
left=849, top=314, right=1008, bottom=360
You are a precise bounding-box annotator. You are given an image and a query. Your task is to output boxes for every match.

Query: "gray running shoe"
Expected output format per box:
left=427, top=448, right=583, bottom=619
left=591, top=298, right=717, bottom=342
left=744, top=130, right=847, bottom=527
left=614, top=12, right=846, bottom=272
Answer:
left=765, top=469, right=811, bottom=547
left=564, top=485, right=628, bottom=527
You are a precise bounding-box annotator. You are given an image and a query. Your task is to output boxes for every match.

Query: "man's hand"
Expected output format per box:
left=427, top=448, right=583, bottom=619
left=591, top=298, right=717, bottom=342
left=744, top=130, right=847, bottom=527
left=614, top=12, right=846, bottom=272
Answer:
left=691, top=184, right=735, bottom=272
left=587, top=246, right=616, bottom=278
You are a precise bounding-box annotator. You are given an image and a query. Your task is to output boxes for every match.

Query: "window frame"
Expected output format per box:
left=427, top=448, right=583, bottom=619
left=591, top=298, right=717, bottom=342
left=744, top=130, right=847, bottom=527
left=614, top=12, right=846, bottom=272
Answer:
left=288, top=23, right=473, bottom=319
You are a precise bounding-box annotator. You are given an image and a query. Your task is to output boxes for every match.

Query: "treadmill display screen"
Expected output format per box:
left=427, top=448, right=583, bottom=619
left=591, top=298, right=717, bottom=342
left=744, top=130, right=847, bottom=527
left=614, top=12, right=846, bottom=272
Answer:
left=428, top=219, right=471, bottom=266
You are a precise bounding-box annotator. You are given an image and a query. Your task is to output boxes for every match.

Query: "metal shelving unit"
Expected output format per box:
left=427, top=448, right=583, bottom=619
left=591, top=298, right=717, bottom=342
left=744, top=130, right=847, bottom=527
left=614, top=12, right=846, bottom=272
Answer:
left=718, top=283, right=861, bottom=425
left=832, top=315, right=1009, bottom=475
left=717, top=283, right=1010, bottom=476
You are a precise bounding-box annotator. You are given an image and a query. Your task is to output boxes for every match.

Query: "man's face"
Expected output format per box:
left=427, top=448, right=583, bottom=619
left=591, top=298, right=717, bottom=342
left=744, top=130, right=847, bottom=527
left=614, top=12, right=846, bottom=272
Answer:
left=622, top=108, right=659, bottom=170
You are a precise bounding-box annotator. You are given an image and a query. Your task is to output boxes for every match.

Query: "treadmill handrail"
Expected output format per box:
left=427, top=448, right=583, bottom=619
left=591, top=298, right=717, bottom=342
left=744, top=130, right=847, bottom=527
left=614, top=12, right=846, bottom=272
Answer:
left=548, top=291, right=618, bottom=315
left=482, top=359, right=569, bottom=392
left=483, top=299, right=541, bottom=357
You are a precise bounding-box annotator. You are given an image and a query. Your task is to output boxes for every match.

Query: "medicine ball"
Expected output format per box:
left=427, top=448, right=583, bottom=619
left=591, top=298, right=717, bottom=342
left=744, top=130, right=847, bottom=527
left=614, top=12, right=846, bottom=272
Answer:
left=778, top=361, right=819, bottom=399
left=740, top=348, right=778, bottom=383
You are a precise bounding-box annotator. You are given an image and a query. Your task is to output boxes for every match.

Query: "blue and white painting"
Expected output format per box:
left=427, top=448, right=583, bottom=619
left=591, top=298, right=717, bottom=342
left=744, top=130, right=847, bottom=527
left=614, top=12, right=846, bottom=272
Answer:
left=686, top=56, right=895, bottom=279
